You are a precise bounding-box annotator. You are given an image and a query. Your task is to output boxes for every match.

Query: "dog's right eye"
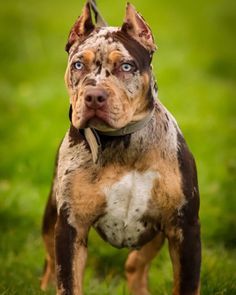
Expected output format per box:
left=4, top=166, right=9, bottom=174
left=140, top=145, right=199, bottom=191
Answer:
left=74, top=61, right=84, bottom=70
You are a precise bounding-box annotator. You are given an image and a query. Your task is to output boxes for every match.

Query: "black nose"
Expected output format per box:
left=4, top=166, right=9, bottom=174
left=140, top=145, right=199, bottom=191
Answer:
left=85, top=87, right=108, bottom=109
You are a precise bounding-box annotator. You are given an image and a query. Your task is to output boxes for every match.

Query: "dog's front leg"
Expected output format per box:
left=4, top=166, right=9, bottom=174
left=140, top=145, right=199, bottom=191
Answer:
left=168, top=219, right=201, bottom=295
left=55, top=206, right=88, bottom=295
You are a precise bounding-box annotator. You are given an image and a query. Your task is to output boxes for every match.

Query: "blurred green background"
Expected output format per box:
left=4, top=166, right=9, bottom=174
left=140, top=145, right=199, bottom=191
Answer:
left=0, top=0, right=235, bottom=294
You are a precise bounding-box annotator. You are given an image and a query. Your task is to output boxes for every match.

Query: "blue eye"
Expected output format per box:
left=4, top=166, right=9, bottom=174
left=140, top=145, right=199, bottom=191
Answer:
left=74, top=61, right=84, bottom=70
left=121, top=63, right=133, bottom=72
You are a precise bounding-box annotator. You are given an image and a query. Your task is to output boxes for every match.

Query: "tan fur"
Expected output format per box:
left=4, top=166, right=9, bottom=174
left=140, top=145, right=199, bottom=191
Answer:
left=81, top=50, right=95, bottom=64
left=41, top=233, right=56, bottom=289
left=108, top=50, right=124, bottom=64
left=67, top=145, right=184, bottom=231
left=125, top=233, right=165, bottom=295
left=130, top=137, right=184, bottom=221
left=41, top=252, right=55, bottom=290
left=168, top=240, right=181, bottom=295
left=151, top=158, right=185, bottom=220
left=72, top=238, right=88, bottom=295
left=70, top=165, right=129, bottom=225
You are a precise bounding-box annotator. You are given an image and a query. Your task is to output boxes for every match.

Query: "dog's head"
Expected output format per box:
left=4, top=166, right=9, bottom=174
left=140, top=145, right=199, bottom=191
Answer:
left=65, top=2, right=157, bottom=132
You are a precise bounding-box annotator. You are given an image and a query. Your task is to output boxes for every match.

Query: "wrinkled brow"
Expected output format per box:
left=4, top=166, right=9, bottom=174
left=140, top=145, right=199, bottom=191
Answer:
left=108, top=51, right=124, bottom=64
left=72, top=50, right=95, bottom=64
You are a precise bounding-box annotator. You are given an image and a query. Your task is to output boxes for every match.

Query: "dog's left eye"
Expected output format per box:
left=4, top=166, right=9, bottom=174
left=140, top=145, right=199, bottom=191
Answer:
left=74, top=61, right=84, bottom=70
left=121, top=63, right=133, bottom=72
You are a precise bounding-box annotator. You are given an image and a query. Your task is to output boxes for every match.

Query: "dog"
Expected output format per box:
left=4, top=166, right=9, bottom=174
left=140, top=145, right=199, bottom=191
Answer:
left=40, top=2, right=201, bottom=294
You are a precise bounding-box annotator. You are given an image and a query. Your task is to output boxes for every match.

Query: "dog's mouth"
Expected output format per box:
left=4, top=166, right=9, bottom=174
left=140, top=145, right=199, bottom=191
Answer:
left=81, top=109, right=117, bottom=131
left=88, top=116, right=115, bottom=132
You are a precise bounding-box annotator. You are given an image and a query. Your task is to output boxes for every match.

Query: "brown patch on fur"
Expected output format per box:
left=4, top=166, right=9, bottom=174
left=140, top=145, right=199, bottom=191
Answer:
left=169, top=231, right=200, bottom=295
left=70, top=165, right=130, bottom=225
left=68, top=125, right=85, bottom=147
left=83, top=78, right=97, bottom=87
left=151, top=174, right=184, bottom=221
left=55, top=206, right=77, bottom=294
left=81, top=50, right=95, bottom=64
left=99, top=133, right=131, bottom=151
left=175, top=132, right=201, bottom=295
left=125, top=233, right=165, bottom=295
left=129, top=148, right=185, bottom=220
left=108, top=50, right=123, bottom=65
left=113, top=30, right=151, bottom=73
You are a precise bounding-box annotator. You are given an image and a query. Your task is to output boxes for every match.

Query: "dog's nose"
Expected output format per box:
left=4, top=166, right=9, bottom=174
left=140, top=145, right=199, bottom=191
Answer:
left=85, top=87, right=108, bottom=109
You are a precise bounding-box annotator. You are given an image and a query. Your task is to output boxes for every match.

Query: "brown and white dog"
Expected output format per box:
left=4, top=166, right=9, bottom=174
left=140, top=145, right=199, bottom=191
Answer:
left=41, top=2, right=201, bottom=295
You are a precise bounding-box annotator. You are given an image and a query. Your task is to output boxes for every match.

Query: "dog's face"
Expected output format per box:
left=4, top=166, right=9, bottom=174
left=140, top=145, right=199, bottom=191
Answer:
left=65, top=3, right=157, bottom=131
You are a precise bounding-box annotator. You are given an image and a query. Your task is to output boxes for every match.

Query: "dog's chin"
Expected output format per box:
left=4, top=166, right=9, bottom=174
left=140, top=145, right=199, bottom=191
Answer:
left=87, top=117, right=117, bottom=132
left=76, top=111, right=114, bottom=130
left=78, top=111, right=129, bottom=131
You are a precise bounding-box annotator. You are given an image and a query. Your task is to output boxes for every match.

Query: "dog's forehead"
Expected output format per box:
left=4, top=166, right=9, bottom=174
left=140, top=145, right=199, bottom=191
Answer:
left=69, top=27, right=131, bottom=61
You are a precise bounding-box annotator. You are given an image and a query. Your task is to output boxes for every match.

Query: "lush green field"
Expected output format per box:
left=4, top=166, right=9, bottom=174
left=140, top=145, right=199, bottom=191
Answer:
left=0, top=0, right=235, bottom=294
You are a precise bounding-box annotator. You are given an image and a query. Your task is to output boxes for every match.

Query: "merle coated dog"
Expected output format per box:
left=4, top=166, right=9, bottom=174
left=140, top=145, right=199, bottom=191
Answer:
left=41, top=2, right=201, bottom=294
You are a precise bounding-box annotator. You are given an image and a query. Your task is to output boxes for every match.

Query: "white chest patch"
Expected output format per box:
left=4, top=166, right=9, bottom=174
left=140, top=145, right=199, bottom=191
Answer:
left=94, top=170, right=159, bottom=248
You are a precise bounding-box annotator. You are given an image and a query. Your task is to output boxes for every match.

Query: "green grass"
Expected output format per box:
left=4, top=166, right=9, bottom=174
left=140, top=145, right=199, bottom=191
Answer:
left=0, top=0, right=235, bottom=294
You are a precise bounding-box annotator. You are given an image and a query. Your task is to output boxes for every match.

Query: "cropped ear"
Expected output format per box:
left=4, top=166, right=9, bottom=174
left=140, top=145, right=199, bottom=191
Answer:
left=121, top=3, right=156, bottom=52
left=65, top=2, right=95, bottom=52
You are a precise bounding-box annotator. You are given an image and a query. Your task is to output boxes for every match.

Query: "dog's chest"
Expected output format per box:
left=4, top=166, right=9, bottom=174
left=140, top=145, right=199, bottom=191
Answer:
left=94, top=170, right=159, bottom=248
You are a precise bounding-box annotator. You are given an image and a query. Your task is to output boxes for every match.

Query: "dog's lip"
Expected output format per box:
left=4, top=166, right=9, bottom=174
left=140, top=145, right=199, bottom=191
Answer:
left=93, top=110, right=109, bottom=120
left=81, top=110, right=114, bottom=129
left=88, top=117, right=112, bottom=129
left=88, top=111, right=113, bottom=128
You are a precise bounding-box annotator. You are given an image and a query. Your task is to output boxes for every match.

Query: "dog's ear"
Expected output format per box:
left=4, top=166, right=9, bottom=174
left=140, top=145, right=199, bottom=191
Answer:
left=65, top=2, right=95, bottom=53
left=121, top=3, right=156, bottom=53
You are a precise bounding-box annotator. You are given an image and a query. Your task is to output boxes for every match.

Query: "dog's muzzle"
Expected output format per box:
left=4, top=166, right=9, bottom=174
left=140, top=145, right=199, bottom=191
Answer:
left=84, top=87, right=108, bottom=110
left=81, top=86, right=112, bottom=129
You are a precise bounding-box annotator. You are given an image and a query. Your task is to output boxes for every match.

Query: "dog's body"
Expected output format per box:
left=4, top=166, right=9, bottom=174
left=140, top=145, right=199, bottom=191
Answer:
left=41, top=3, right=201, bottom=295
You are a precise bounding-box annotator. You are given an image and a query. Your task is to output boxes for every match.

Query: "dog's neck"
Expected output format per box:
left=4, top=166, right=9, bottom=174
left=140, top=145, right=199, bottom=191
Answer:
left=68, top=101, right=179, bottom=166
left=94, top=108, right=155, bottom=137
left=83, top=108, right=155, bottom=163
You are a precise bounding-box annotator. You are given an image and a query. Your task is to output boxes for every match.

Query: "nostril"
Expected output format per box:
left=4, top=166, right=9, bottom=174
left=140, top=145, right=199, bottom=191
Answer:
left=86, top=95, right=92, bottom=102
left=97, top=96, right=105, bottom=103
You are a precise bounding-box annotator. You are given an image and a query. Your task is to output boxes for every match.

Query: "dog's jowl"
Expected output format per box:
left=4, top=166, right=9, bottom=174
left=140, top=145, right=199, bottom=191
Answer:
left=41, top=2, right=201, bottom=295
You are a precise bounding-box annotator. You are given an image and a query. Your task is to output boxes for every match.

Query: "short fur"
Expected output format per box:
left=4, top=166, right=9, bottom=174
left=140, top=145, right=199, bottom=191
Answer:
left=41, top=2, right=201, bottom=295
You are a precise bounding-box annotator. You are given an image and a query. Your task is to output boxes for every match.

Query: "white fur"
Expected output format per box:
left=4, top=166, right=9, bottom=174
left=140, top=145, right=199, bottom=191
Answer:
left=94, top=170, right=159, bottom=248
